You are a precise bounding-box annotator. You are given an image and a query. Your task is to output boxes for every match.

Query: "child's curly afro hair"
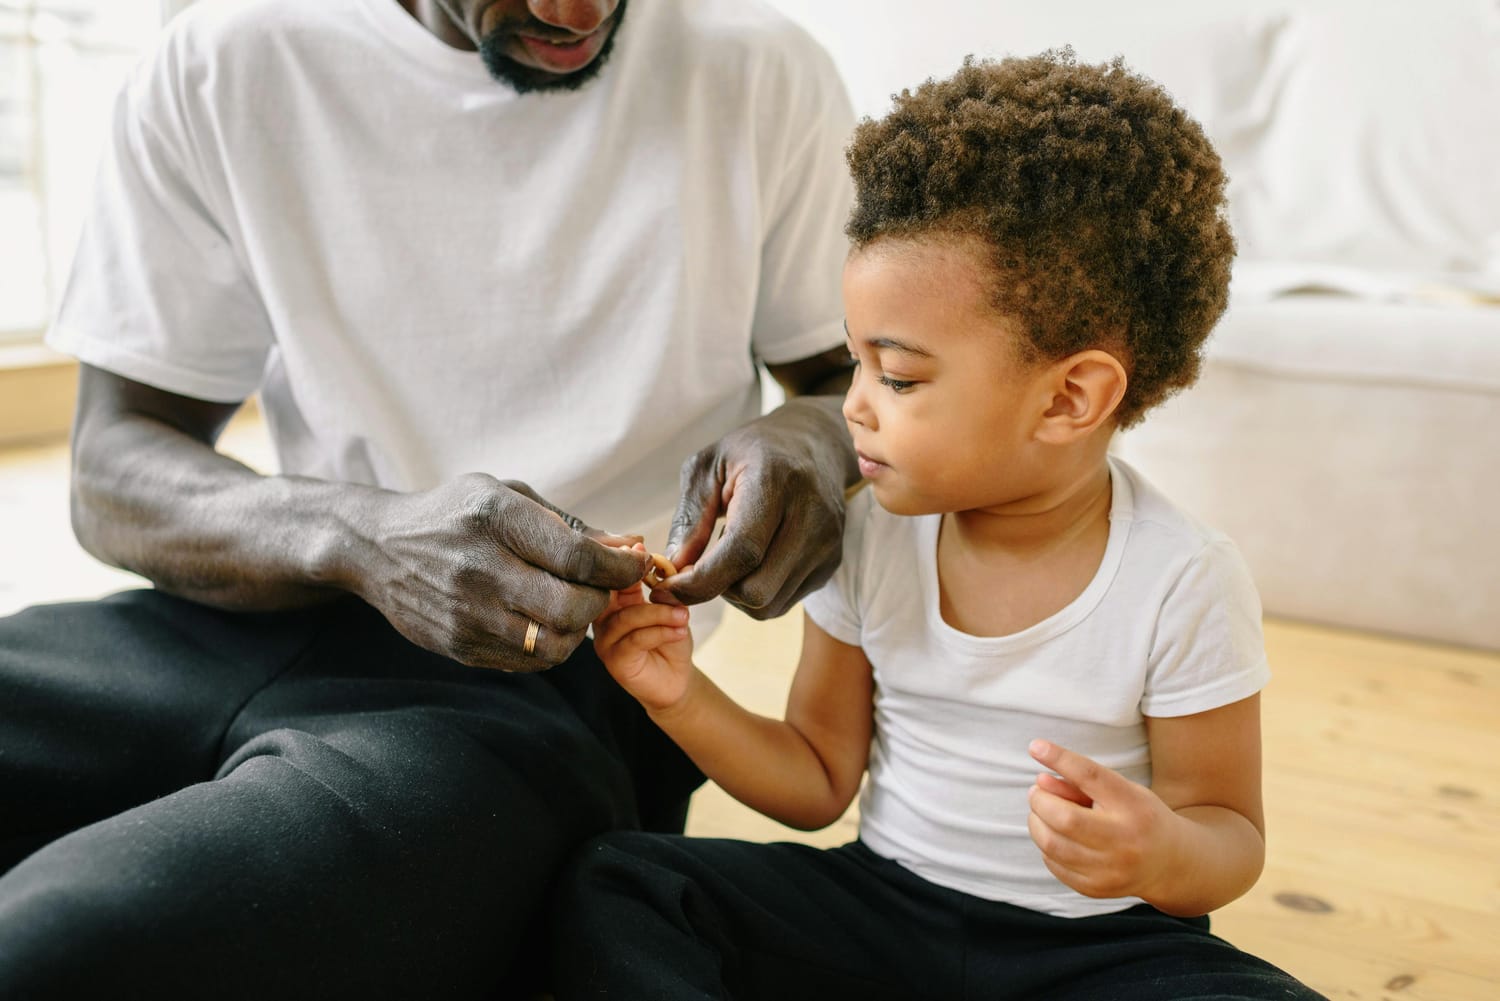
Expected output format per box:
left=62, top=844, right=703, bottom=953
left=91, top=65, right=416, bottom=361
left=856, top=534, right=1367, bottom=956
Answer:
left=845, top=49, right=1234, bottom=427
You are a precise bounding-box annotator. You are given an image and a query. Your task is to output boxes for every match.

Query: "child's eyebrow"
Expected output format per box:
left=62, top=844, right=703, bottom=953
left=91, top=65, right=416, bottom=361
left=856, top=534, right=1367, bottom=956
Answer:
left=867, top=336, right=933, bottom=359
left=842, top=319, right=934, bottom=359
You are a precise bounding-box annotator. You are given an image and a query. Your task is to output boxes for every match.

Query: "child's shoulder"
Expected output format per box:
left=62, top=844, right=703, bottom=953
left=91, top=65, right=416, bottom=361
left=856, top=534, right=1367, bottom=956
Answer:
left=1110, top=456, right=1233, bottom=554
left=1109, top=457, right=1260, bottom=609
left=827, top=485, right=933, bottom=593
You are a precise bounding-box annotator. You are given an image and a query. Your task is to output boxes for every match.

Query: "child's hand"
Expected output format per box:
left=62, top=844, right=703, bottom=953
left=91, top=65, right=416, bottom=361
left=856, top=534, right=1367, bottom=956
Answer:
left=592, top=581, right=695, bottom=713
left=1025, top=739, right=1182, bottom=901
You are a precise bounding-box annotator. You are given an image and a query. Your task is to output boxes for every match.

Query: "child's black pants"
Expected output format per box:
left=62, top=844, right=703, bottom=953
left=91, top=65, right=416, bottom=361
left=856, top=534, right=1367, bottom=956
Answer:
left=550, top=833, right=1327, bottom=1000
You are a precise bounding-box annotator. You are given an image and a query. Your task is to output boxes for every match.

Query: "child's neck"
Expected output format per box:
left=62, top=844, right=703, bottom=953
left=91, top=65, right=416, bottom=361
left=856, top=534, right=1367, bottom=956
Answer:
left=937, top=460, right=1114, bottom=638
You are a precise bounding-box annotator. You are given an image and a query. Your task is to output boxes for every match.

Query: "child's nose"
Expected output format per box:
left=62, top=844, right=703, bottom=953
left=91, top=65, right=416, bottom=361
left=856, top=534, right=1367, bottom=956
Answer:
left=842, top=374, right=872, bottom=428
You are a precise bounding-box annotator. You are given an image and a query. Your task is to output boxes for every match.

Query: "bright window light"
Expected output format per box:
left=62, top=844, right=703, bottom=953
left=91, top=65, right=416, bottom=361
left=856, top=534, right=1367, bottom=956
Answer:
left=0, top=0, right=165, bottom=346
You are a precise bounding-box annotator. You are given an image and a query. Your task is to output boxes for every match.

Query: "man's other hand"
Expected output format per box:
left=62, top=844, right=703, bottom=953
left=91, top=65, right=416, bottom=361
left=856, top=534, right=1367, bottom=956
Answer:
left=661, top=397, right=855, bottom=619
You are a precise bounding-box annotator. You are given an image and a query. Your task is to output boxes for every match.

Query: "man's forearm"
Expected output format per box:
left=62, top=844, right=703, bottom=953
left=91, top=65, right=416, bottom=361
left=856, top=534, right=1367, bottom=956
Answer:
left=71, top=412, right=378, bottom=609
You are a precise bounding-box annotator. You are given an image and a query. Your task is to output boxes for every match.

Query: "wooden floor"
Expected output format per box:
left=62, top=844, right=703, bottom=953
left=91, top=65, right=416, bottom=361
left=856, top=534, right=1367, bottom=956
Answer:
left=2, top=412, right=1497, bottom=1001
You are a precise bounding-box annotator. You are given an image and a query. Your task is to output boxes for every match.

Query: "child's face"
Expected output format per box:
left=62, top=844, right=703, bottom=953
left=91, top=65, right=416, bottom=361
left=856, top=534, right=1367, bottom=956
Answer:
left=841, top=237, right=1051, bottom=517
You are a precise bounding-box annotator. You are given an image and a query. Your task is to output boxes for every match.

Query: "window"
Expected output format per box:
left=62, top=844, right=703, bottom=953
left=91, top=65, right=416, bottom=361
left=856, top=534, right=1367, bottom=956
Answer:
left=0, top=0, right=167, bottom=347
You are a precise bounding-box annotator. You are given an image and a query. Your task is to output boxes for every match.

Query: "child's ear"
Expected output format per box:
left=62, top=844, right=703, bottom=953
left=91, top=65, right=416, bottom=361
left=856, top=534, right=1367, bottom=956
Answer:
left=1034, top=350, right=1127, bottom=443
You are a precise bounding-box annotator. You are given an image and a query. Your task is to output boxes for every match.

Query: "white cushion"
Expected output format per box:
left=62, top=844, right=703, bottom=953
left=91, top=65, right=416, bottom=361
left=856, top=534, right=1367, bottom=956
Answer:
left=1115, top=296, right=1500, bottom=650
left=1214, top=287, right=1500, bottom=392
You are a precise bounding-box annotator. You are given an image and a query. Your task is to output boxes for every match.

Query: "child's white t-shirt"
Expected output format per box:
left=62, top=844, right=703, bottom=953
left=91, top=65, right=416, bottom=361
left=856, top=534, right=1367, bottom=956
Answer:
left=48, top=0, right=853, bottom=544
left=802, top=457, right=1270, bottom=918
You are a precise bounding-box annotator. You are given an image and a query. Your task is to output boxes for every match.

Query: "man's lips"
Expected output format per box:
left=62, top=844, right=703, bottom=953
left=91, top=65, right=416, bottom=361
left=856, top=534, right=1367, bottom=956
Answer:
left=515, top=28, right=606, bottom=72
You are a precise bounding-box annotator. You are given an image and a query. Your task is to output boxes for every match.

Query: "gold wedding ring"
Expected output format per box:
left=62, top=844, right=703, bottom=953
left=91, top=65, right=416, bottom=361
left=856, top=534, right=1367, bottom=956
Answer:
left=523, top=619, right=541, bottom=655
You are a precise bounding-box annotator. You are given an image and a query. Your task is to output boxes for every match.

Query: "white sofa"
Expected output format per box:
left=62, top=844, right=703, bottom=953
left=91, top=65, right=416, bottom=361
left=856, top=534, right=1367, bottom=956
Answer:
left=767, top=0, right=1500, bottom=650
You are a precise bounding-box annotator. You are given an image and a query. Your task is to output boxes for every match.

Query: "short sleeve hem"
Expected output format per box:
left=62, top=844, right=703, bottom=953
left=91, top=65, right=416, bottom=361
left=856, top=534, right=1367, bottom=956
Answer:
left=756, top=318, right=845, bottom=368
left=802, top=591, right=861, bottom=647
left=1140, top=656, right=1271, bottom=718
left=47, top=324, right=261, bottom=403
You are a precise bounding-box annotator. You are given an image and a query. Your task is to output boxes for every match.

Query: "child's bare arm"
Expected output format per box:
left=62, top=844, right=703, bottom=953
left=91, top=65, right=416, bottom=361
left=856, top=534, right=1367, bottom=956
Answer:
left=1027, top=694, right=1265, bottom=916
left=597, top=604, right=873, bottom=831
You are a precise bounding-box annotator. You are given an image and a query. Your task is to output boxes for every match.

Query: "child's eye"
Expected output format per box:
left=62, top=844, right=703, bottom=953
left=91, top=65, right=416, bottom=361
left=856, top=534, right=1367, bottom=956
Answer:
left=877, top=374, right=916, bottom=392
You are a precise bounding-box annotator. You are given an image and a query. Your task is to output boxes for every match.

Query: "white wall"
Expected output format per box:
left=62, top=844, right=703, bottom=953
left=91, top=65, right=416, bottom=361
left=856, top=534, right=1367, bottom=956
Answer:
left=757, top=0, right=1295, bottom=121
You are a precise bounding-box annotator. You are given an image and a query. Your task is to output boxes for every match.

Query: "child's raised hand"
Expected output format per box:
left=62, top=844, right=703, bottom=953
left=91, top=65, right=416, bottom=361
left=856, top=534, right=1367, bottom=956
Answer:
left=592, top=581, right=695, bottom=713
left=1025, top=739, right=1182, bottom=902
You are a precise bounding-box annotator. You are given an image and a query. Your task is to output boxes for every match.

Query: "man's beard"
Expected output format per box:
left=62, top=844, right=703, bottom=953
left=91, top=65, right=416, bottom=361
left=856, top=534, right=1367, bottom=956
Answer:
left=478, top=0, right=629, bottom=94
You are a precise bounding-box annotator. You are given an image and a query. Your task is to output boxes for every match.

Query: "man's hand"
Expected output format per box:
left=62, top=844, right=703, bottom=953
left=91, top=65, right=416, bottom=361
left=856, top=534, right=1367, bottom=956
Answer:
left=659, top=396, right=857, bottom=618
left=1025, top=739, right=1183, bottom=902
left=350, top=474, right=649, bottom=672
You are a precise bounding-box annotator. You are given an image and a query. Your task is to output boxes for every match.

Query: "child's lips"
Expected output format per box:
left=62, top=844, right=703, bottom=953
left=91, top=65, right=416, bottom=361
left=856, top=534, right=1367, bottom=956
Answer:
left=856, top=451, right=888, bottom=478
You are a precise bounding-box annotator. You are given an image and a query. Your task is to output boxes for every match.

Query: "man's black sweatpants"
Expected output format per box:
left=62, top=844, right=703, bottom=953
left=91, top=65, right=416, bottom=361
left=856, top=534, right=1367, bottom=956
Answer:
left=550, top=834, right=1327, bottom=1000
left=0, top=589, right=701, bottom=1000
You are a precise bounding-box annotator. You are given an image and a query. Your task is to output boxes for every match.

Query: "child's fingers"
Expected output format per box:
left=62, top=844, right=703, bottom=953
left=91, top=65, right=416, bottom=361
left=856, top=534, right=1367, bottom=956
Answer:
left=1027, top=794, right=1108, bottom=876
left=620, top=601, right=688, bottom=630
left=596, top=582, right=650, bottom=631
left=591, top=610, right=625, bottom=658
left=1029, top=739, right=1124, bottom=801
left=1036, top=771, right=1093, bottom=808
left=1029, top=782, right=1116, bottom=857
left=1028, top=784, right=1097, bottom=843
left=1039, top=853, right=1095, bottom=898
left=614, top=582, right=648, bottom=609
left=1031, top=812, right=1128, bottom=901
left=1028, top=804, right=1087, bottom=865
left=594, top=600, right=687, bottom=647
left=613, top=621, right=691, bottom=659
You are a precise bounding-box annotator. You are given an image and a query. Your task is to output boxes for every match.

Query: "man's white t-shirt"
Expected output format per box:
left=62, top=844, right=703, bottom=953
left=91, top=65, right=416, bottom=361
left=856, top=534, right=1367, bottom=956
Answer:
left=49, top=0, right=853, bottom=548
left=803, top=458, right=1270, bottom=918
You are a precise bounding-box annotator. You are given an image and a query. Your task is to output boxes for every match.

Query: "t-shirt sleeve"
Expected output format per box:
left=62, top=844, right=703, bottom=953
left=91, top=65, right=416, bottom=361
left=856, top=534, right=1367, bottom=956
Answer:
left=46, top=49, right=273, bottom=403
left=1140, top=537, right=1271, bottom=717
left=801, top=487, right=870, bottom=646
left=748, top=29, right=854, bottom=367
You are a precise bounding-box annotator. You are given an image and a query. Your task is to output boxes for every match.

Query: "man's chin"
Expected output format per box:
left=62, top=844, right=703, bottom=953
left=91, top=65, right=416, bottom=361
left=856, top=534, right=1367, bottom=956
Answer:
left=479, top=50, right=602, bottom=93
left=478, top=2, right=627, bottom=94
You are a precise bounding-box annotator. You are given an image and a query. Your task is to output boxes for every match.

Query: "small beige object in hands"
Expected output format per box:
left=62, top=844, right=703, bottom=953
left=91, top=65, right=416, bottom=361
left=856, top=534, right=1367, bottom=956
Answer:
left=643, top=552, right=678, bottom=590
left=523, top=618, right=541, bottom=655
